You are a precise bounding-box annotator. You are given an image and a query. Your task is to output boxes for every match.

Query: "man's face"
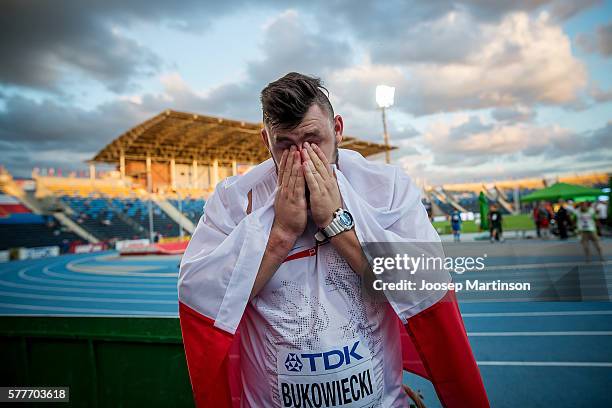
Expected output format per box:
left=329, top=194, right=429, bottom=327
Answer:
left=261, top=103, right=343, bottom=169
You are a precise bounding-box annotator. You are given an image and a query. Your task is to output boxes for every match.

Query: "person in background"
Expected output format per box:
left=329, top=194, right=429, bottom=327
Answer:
left=538, top=202, right=551, bottom=240
left=450, top=209, right=462, bottom=242
left=568, top=201, right=604, bottom=262
left=532, top=202, right=542, bottom=238
left=489, top=204, right=503, bottom=242
left=555, top=199, right=571, bottom=240
left=595, top=199, right=608, bottom=236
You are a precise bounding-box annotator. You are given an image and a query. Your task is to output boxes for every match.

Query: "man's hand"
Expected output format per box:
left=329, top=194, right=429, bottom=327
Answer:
left=301, top=142, right=342, bottom=228
left=273, top=146, right=307, bottom=239
left=250, top=147, right=306, bottom=301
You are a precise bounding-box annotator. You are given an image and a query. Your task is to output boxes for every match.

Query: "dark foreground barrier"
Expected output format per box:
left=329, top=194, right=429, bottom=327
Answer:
left=0, top=317, right=194, bottom=407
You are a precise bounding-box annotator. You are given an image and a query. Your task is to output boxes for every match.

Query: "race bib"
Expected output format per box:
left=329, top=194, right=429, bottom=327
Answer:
left=580, top=218, right=590, bottom=229
left=277, top=339, right=379, bottom=407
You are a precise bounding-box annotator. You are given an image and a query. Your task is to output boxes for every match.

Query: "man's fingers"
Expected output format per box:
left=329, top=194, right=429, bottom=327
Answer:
left=303, top=160, right=320, bottom=193
left=289, top=150, right=302, bottom=192
left=301, top=145, right=325, bottom=186
left=311, top=143, right=332, bottom=175
left=281, top=147, right=295, bottom=188
left=294, top=164, right=305, bottom=196
left=277, top=149, right=288, bottom=186
left=304, top=142, right=329, bottom=178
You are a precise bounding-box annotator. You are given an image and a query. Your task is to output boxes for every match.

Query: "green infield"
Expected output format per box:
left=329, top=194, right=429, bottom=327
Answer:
left=433, top=214, right=534, bottom=235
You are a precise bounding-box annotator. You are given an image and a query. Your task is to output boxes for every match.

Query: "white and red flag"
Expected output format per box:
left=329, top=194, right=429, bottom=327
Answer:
left=178, top=149, right=489, bottom=407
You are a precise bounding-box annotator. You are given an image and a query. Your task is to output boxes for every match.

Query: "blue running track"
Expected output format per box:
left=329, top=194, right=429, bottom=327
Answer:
left=1, top=245, right=610, bottom=407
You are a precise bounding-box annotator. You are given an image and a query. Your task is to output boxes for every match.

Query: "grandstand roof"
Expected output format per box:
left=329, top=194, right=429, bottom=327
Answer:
left=92, top=110, right=394, bottom=165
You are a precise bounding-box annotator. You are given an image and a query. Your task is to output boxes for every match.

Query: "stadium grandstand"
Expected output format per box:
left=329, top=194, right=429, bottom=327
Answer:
left=2, top=107, right=606, bottom=256
left=423, top=172, right=609, bottom=217
left=0, top=110, right=392, bottom=257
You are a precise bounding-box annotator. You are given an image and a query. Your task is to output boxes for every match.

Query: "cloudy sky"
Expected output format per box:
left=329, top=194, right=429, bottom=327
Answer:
left=1, top=0, right=611, bottom=184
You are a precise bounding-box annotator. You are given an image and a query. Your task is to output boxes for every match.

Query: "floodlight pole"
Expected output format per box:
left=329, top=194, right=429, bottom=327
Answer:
left=146, top=155, right=154, bottom=242
left=381, top=107, right=391, bottom=164
left=177, top=191, right=184, bottom=239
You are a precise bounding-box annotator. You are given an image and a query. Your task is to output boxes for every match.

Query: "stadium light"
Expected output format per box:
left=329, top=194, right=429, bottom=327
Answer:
left=376, top=85, right=395, bottom=164
left=376, top=85, right=395, bottom=108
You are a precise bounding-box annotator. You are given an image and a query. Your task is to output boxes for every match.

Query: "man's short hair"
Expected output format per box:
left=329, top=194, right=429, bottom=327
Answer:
left=261, top=72, right=334, bottom=131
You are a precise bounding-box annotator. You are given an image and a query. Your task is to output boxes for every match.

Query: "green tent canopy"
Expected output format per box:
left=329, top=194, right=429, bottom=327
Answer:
left=479, top=191, right=489, bottom=230
left=520, top=182, right=603, bottom=203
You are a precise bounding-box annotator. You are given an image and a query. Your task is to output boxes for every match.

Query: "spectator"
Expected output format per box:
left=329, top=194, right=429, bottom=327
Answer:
left=489, top=204, right=503, bottom=242
left=532, top=202, right=541, bottom=238
left=595, top=199, right=608, bottom=236
left=538, top=202, right=551, bottom=240
left=568, top=201, right=603, bottom=262
left=555, top=200, right=571, bottom=240
left=450, top=210, right=462, bottom=242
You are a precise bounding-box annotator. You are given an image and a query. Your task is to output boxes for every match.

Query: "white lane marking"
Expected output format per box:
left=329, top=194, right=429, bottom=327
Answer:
left=480, top=260, right=611, bottom=271
left=0, top=291, right=176, bottom=304
left=461, top=296, right=611, bottom=302
left=454, top=274, right=610, bottom=283
left=463, top=310, right=612, bottom=318
left=469, top=331, right=612, bottom=336
left=19, top=270, right=176, bottom=288
left=42, top=268, right=174, bottom=283
left=66, top=258, right=177, bottom=277
left=0, top=303, right=176, bottom=316
left=456, top=268, right=611, bottom=280
left=18, top=267, right=175, bottom=289
left=0, top=280, right=175, bottom=296
left=96, top=253, right=182, bottom=262
left=477, top=361, right=612, bottom=367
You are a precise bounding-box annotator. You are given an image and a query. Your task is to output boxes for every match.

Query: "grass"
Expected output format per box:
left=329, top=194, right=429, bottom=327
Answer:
left=432, top=214, right=534, bottom=235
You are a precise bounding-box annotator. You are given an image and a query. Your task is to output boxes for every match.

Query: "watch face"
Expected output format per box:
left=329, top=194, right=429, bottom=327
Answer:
left=338, top=210, right=353, bottom=227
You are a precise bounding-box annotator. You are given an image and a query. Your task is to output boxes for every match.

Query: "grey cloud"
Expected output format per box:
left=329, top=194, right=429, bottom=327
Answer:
left=0, top=0, right=253, bottom=93
left=248, top=11, right=353, bottom=84
left=577, top=22, right=612, bottom=56
left=492, top=106, right=537, bottom=122
left=428, top=117, right=611, bottom=167
left=0, top=9, right=356, bottom=176
left=154, top=9, right=354, bottom=122
left=589, top=85, right=612, bottom=103
left=448, top=116, right=494, bottom=140
left=548, top=0, right=601, bottom=21
left=0, top=94, right=152, bottom=150
left=0, top=93, right=157, bottom=176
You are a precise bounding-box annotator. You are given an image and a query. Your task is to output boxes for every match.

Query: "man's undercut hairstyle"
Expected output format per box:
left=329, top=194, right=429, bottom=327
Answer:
left=261, top=72, right=334, bottom=131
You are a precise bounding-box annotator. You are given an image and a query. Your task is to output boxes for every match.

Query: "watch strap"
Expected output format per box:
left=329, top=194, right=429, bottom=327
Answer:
left=315, top=208, right=353, bottom=242
left=314, top=230, right=327, bottom=242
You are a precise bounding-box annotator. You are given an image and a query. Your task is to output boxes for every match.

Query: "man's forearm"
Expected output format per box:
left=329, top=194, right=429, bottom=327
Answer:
left=249, top=224, right=297, bottom=301
left=329, top=229, right=370, bottom=277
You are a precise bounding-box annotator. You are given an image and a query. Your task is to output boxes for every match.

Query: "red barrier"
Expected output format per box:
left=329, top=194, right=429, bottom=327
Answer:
left=119, top=240, right=188, bottom=256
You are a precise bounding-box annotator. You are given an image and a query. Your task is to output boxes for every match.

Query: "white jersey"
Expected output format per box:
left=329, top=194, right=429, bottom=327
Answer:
left=595, top=202, right=607, bottom=220
left=179, top=149, right=450, bottom=407
left=240, top=221, right=408, bottom=408
left=576, top=208, right=597, bottom=232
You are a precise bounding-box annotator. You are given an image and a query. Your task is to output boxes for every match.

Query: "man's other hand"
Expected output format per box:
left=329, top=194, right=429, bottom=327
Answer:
left=302, top=142, right=342, bottom=228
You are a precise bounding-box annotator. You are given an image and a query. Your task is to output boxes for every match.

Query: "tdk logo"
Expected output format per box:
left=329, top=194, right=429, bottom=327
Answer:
left=298, top=341, right=364, bottom=372
left=284, top=353, right=303, bottom=372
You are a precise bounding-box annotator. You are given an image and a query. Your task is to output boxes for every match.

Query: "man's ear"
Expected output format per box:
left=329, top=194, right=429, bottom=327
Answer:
left=334, top=115, right=344, bottom=145
left=261, top=127, right=271, bottom=150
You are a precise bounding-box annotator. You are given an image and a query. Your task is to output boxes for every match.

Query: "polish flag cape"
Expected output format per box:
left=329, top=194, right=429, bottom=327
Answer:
left=178, top=149, right=489, bottom=407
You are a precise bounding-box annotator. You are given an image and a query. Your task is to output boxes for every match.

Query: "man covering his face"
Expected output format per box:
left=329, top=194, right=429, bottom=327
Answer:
left=178, top=72, right=489, bottom=408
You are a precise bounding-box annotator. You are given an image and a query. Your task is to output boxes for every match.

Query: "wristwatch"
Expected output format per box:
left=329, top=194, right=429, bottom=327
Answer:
left=315, top=208, right=354, bottom=242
